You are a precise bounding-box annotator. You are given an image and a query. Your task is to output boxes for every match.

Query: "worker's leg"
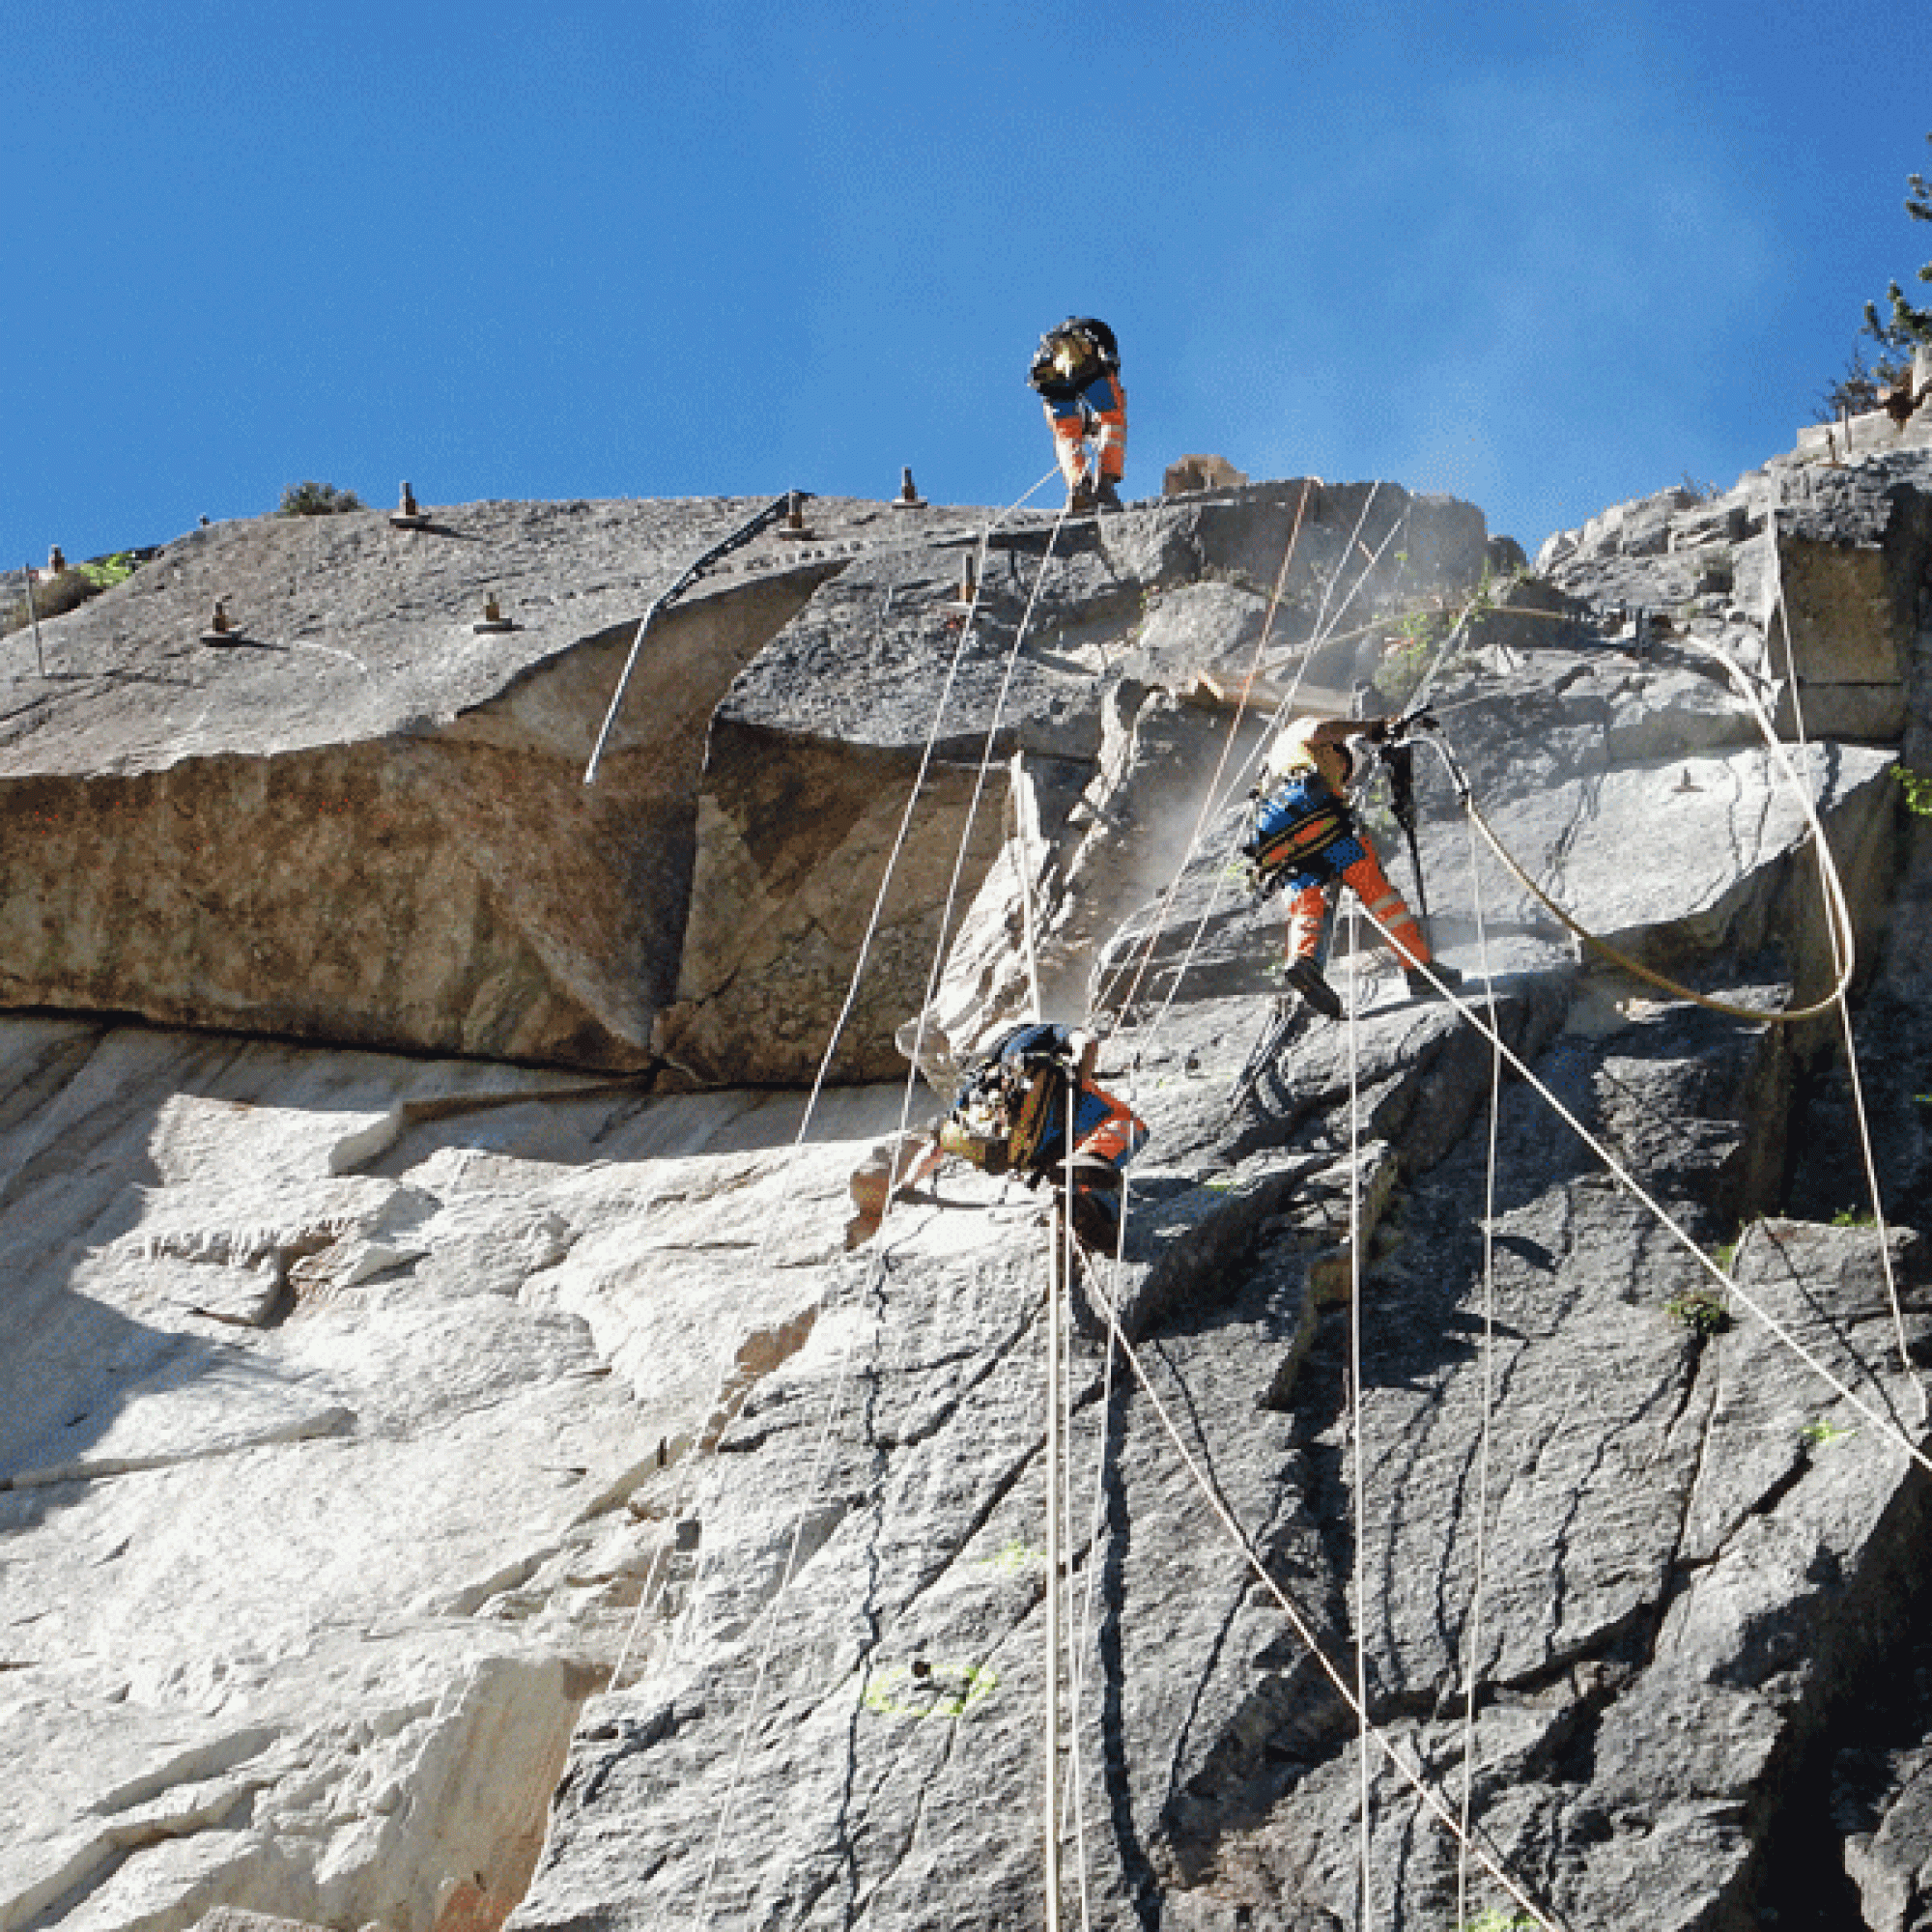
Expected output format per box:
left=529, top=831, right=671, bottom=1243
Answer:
left=1069, top=1083, right=1147, bottom=1170
left=1284, top=880, right=1331, bottom=964
left=1337, top=840, right=1432, bottom=970
left=1061, top=1082, right=1146, bottom=1251
left=1085, top=374, right=1127, bottom=484
left=1042, top=396, right=1092, bottom=491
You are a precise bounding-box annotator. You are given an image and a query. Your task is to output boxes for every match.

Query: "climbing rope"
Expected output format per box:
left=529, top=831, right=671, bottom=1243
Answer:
left=1043, top=1154, right=1070, bottom=1932
left=691, top=477, right=1081, bottom=1925
left=1453, top=774, right=1856, bottom=1024
left=1455, top=805, right=1508, bottom=1932
left=1104, top=487, right=1411, bottom=1051
left=1386, top=930, right=1932, bottom=1483
left=594, top=470, right=1059, bottom=1709
left=1067, top=1239, right=1570, bottom=1932
left=1092, top=477, right=1320, bottom=1023
left=1344, top=905, right=1377, bottom=1929
left=582, top=493, right=799, bottom=787
left=1757, top=503, right=1925, bottom=1422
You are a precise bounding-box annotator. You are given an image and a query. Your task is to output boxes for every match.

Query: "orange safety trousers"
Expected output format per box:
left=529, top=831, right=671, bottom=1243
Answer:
left=1285, top=839, right=1432, bottom=973
left=1043, top=374, right=1127, bottom=488
left=1073, top=1082, right=1148, bottom=1169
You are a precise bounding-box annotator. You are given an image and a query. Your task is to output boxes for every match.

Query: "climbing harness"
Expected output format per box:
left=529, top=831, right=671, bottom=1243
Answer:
left=582, top=492, right=801, bottom=786
left=1240, top=776, right=1355, bottom=890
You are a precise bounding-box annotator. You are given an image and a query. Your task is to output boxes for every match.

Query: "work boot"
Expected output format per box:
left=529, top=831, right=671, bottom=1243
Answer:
left=1406, top=962, right=1463, bottom=999
left=1068, top=1184, right=1122, bottom=1252
left=1066, top=479, right=1098, bottom=515
left=1283, top=957, right=1344, bottom=1020
left=1094, top=478, right=1124, bottom=511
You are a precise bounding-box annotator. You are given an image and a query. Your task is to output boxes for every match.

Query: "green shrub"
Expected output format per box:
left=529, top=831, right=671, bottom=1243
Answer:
left=75, top=551, right=144, bottom=590
left=278, top=480, right=364, bottom=516
left=1801, top=1419, right=1855, bottom=1449
left=2, top=566, right=99, bottom=636
left=1894, top=766, right=1932, bottom=817
left=1666, top=1290, right=1732, bottom=1337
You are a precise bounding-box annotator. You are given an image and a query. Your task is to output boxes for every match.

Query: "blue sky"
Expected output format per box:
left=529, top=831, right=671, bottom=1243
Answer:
left=4, top=1, right=1928, bottom=568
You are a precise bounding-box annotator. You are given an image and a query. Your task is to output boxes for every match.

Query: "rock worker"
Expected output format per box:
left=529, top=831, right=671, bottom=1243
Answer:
left=1028, top=317, right=1127, bottom=513
left=847, top=1021, right=1147, bottom=1251
left=1245, top=714, right=1462, bottom=1019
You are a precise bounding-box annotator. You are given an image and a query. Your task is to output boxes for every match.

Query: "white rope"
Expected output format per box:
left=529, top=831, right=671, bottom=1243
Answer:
left=1013, top=750, right=1046, bottom=1017
left=1094, top=478, right=1319, bottom=1025
left=1058, top=1208, right=1095, bottom=1932
left=889, top=496, right=1074, bottom=1138
left=1389, top=897, right=1932, bottom=1484
left=1760, top=505, right=1925, bottom=1423
left=1060, top=1156, right=1138, bottom=1932
left=693, top=476, right=1076, bottom=1923
left=1045, top=1177, right=1067, bottom=1932
left=1113, top=492, right=1413, bottom=1060
left=1344, top=902, right=1376, bottom=1930
left=1455, top=808, right=1507, bottom=1930
left=1064, top=1273, right=1115, bottom=1932
left=1068, top=1245, right=1570, bottom=1932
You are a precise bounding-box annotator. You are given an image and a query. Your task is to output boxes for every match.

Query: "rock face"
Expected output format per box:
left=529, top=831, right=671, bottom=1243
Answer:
left=0, top=497, right=987, bottom=1070
left=658, top=482, right=1489, bottom=1083
left=4, top=445, right=1932, bottom=1932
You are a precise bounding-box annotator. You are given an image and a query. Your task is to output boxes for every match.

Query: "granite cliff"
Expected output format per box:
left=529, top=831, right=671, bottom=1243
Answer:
left=3, top=419, right=1932, bottom=1932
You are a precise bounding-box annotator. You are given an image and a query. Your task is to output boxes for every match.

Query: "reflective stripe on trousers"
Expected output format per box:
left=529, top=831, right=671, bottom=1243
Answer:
left=1285, top=839, right=1430, bottom=972
left=1072, top=1082, right=1148, bottom=1169
left=1044, top=373, right=1127, bottom=486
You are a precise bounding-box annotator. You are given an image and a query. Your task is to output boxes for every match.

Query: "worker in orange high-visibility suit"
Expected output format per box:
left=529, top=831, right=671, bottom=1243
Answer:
left=851, top=1022, right=1147, bottom=1251
left=1028, top=317, right=1127, bottom=512
left=1247, top=715, right=1461, bottom=1019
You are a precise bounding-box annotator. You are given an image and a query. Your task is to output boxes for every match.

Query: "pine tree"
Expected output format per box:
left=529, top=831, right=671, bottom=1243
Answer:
left=1819, top=135, right=1932, bottom=419
left=1861, top=133, right=1932, bottom=355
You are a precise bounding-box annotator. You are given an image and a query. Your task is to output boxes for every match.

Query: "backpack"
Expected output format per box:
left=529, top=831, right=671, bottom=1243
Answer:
left=948, top=1024, right=1077, bottom=1177
left=1028, top=318, right=1120, bottom=395
left=1065, top=317, right=1118, bottom=364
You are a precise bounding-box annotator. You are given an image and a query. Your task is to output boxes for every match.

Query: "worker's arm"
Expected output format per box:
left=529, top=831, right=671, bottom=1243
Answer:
left=1302, top=715, right=1390, bottom=746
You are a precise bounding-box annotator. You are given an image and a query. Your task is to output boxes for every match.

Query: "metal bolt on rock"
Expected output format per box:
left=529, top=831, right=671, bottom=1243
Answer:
left=944, top=552, right=980, bottom=616
left=199, top=599, right=242, bottom=646
left=892, top=466, right=926, bottom=510
left=776, top=491, right=815, bottom=541
left=473, top=593, right=517, bottom=635
left=390, top=480, right=431, bottom=530
left=46, top=546, right=66, bottom=575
